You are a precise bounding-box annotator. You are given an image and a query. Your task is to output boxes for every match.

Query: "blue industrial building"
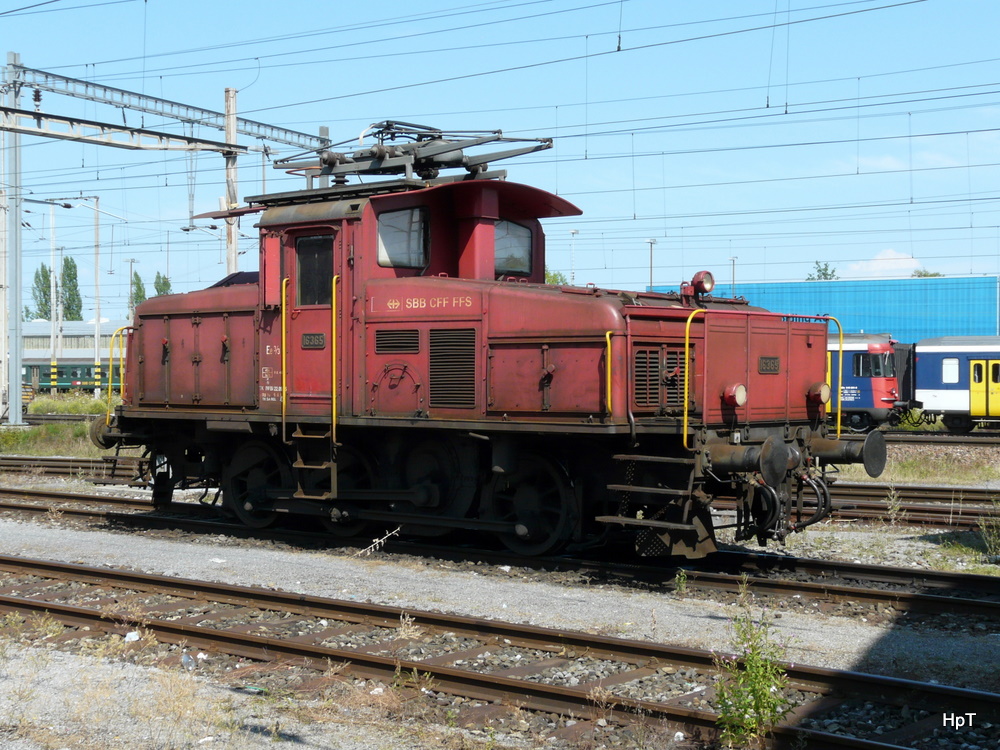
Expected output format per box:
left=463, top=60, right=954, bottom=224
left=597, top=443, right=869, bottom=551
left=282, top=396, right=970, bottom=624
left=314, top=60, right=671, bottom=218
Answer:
left=653, top=275, right=999, bottom=343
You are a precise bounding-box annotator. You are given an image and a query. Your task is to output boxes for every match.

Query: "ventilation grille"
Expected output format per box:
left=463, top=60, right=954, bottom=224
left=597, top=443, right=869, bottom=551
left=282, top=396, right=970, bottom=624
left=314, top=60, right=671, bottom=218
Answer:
left=375, top=329, right=419, bottom=354
left=429, top=328, right=476, bottom=408
left=663, top=347, right=685, bottom=408
left=633, top=346, right=687, bottom=409
left=633, top=349, right=661, bottom=407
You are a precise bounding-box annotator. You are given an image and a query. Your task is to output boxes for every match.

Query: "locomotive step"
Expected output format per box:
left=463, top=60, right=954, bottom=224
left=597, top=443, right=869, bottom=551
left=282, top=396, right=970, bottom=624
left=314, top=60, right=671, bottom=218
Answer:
left=293, top=489, right=335, bottom=501
left=612, top=454, right=695, bottom=465
left=594, top=515, right=697, bottom=531
left=606, top=484, right=690, bottom=497
left=292, top=460, right=333, bottom=471
left=291, top=428, right=332, bottom=440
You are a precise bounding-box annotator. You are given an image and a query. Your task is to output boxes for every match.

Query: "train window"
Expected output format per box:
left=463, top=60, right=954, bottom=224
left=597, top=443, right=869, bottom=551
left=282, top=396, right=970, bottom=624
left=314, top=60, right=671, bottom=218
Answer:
left=973, top=363, right=984, bottom=384
left=494, top=220, right=532, bottom=275
left=993, top=363, right=1000, bottom=383
left=377, top=208, right=427, bottom=269
left=942, top=358, right=959, bottom=384
left=295, top=235, right=334, bottom=306
left=881, top=353, right=896, bottom=376
left=855, top=353, right=896, bottom=378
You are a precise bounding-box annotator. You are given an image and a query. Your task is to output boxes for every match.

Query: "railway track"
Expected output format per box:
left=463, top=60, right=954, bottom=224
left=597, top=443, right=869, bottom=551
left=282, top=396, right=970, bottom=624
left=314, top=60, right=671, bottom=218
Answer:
left=830, top=482, right=999, bottom=528
left=0, top=553, right=996, bottom=748
left=1, top=485, right=998, bottom=625
left=3, top=455, right=998, bottom=529
left=0, top=454, right=141, bottom=481
left=842, top=429, right=1000, bottom=446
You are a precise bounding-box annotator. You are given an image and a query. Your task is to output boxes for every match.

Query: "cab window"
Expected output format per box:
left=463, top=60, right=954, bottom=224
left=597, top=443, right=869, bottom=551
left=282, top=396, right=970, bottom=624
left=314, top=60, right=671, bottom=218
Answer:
left=377, top=208, right=428, bottom=268
left=494, top=220, right=532, bottom=276
left=881, top=353, right=896, bottom=377
left=853, top=353, right=877, bottom=378
left=296, top=235, right=333, bottom=305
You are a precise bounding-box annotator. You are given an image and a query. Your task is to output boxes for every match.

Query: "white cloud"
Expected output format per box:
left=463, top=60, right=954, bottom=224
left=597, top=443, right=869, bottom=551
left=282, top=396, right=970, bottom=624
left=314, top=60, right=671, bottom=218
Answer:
left=846, top=249, right=921, bottom=278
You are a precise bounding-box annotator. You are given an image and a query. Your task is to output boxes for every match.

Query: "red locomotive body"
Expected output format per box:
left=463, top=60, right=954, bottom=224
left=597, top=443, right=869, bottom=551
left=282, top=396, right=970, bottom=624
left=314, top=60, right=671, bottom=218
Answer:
left=98, top=124, right=884, bottom=558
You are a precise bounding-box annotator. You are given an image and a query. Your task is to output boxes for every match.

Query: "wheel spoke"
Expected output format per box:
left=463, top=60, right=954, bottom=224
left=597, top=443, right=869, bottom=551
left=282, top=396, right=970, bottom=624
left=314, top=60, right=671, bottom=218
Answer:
left=483, top=455, right=572, bottom=556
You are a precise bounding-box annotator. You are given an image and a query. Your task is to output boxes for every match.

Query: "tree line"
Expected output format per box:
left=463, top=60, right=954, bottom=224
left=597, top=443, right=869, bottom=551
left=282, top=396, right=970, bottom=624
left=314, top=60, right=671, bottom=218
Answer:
left=24, top=259, right=173, bottom=321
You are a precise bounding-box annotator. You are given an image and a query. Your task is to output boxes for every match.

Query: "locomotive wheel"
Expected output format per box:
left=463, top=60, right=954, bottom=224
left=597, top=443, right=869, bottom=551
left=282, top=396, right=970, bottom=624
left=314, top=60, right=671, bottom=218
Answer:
left=482, top=454, right=573, bottom=556
left=399, top=439, right=478, bottom=536
left=222, top=441, right=291, bottom=529
left=321, top=445, right=376, bottom=538
left=846, top=413, right=873, bottom=433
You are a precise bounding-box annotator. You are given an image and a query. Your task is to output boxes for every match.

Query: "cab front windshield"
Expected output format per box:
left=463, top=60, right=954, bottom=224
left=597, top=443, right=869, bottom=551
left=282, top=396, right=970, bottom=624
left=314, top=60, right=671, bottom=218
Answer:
left=854, top=352, right=896, bottom=378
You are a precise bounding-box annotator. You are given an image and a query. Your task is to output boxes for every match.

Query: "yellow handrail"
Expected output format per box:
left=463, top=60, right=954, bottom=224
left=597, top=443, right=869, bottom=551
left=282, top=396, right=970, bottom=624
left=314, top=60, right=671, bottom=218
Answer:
left=604, top=330, right=614, bottom=415
left=682, top=309, right=707, bottom=449
left=281, top=277, right=289, bottom=441
left=331, top=275, right=340, bottom=444
left=104, top=326, right=131, bottom=426
left=828, top=315, right=844, bottom=439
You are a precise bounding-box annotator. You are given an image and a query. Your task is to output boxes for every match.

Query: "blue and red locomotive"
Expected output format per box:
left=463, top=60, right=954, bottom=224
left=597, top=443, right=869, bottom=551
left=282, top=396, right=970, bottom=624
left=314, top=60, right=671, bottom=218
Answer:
left=826, top=333, right=909, bottom=432
left=93, top=123, right=883, bottom=558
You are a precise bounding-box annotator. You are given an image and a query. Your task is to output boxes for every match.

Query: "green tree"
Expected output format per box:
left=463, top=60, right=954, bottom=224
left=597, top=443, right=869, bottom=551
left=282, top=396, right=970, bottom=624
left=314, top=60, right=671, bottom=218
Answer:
left=61, top=256, right=83, bottom=321
left=545, top=268, right=568, bottom=285
left=153, top=272, right=173, bottom=297
left=806, top=261, right=838, bottom=281
left=30, top=263, right=52, bottom=320
left=911, top=268, right=943, bottom=278
left=130, top=272, right=147, bottom=315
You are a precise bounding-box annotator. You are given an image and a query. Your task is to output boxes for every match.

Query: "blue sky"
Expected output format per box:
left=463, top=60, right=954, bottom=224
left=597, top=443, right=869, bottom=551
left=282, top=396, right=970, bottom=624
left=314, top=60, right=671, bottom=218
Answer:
left=3, top=0, right=999, bottom=319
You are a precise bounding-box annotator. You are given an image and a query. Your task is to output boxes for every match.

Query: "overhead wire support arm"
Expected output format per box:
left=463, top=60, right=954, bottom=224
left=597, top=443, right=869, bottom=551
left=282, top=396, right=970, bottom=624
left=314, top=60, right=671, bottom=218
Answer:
left=11, top=64, right=330, bottom=150
left=0, top=106, right=247, bottom=153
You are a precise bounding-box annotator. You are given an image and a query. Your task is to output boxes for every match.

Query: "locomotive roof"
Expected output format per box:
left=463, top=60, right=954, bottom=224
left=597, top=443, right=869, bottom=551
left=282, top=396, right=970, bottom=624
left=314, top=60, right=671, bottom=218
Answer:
left=253, top=178, right=581, bottom=228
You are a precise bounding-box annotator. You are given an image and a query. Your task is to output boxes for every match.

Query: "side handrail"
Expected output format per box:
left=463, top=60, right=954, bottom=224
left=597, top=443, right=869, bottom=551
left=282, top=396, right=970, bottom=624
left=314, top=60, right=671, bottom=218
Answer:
left=281, top=277, right=290, bottom=442
left=604, top=330, right=614, bottom=415
left=104, top=326, right=132, bottom=426
left=828, top=315, right=844, bottom=439
left=331, top=275, right=340, bottom=444
left=682, top=309, right=707, bottom=449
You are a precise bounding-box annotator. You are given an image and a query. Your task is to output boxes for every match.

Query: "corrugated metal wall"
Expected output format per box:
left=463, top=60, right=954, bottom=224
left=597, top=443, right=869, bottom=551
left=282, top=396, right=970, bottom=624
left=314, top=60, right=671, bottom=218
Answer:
left=654, top=276, right=999, bottom=343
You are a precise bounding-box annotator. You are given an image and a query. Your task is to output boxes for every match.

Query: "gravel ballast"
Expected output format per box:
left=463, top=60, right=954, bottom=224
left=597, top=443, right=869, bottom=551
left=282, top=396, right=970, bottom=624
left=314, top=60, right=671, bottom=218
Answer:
left=0, top=464, right=997, bottom=748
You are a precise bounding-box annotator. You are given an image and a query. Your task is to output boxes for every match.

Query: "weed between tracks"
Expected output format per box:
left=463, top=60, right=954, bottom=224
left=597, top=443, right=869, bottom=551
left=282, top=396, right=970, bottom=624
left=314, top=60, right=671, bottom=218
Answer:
left=712, top=576, right=796, bottom=750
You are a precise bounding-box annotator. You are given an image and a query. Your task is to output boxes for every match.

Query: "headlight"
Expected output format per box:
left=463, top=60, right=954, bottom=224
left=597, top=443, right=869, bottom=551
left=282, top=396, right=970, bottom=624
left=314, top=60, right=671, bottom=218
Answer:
left=692, top=270, right=715, bottom=294
left=808, top=382, right=832, bottom=404
left=723, top=383, right=748, bottom=407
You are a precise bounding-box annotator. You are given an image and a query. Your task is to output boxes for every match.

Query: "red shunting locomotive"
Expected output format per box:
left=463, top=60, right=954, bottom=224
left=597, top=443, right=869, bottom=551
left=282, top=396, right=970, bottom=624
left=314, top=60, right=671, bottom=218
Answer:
left=93, top=122, right=885, bottom=558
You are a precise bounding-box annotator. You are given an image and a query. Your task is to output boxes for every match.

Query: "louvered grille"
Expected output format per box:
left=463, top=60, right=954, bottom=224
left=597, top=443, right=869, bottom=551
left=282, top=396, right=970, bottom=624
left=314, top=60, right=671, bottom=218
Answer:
left=633, top=349, right=660, bottom=407
left=429, top=328, right=476, bottom=408
left=663, top=347, right=685, bottom=408
left=375, top=329, right=419, bottom=354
